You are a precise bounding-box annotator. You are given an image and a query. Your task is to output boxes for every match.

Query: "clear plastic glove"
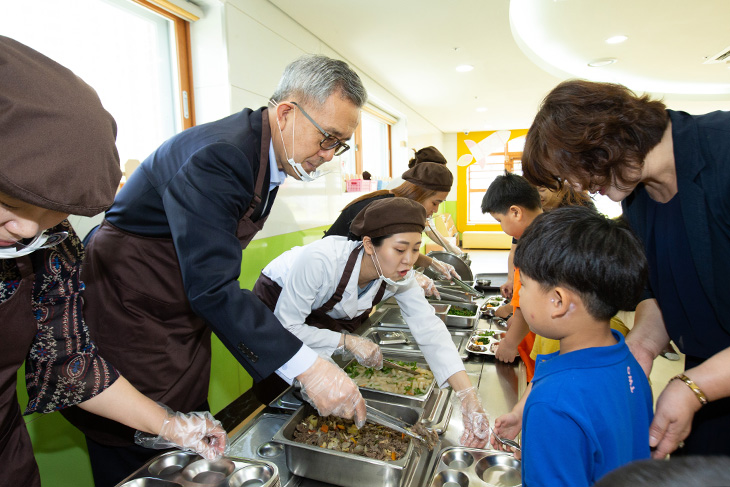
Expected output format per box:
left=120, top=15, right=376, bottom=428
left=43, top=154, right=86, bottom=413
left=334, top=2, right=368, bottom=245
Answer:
left=415, top=271, right=441, bottom=299
left=429, top=258, right=461, bottom=281
left=294, top=356, right=367, bottom=428
left=334, top=332, right=383, bottom=369
left=134, top=405, right=228, bottom=460
left=456, top=386, right=490, bottom=448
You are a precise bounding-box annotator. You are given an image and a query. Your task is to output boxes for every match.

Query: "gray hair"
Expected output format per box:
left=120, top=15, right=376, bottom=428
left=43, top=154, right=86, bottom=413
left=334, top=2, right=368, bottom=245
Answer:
left=271, top=54, right=367, bottom=108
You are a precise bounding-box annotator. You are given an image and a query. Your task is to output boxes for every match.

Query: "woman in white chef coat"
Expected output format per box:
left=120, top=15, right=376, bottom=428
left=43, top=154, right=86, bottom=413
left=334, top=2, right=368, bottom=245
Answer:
left=253, top=197, right=489, bottom=447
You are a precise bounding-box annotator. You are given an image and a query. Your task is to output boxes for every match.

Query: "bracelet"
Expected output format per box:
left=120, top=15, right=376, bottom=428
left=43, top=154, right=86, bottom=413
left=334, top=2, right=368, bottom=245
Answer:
left=671, top=373, right=708, bottom=406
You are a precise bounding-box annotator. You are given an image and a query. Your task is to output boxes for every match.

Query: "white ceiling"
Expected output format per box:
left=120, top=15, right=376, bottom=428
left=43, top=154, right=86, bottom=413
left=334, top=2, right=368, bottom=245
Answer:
left=268, top=0, right=730, bottom=135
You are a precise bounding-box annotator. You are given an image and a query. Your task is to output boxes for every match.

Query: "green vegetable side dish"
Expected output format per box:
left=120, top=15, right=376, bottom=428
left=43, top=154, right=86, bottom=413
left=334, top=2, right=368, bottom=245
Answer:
left=447, top=306, right=476, bottom=316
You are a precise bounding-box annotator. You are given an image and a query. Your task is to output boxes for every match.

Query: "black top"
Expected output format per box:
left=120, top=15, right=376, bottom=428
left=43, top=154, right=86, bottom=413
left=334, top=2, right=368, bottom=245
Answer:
left=324, top=193, right=394, bottom=237
left=646, top=195, right=730, bottom=358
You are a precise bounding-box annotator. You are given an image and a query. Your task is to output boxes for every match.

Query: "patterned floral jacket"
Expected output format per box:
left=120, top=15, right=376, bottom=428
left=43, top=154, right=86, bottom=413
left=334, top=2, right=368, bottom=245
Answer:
left=0, top=220, right=118, bottom=414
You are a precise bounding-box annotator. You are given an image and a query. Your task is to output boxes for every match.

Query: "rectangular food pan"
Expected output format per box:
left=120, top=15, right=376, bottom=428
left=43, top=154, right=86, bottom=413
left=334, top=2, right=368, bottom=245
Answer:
left=343, top=358, right=436, bottom=409
left=272, top=401, right=422, bottom=487
left=440, top=301, right=480, bottom=329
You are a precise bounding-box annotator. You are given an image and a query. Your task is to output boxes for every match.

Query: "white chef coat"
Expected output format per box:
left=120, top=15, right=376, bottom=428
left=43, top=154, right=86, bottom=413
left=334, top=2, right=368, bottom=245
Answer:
left=261, top=236, right=465, bottom=387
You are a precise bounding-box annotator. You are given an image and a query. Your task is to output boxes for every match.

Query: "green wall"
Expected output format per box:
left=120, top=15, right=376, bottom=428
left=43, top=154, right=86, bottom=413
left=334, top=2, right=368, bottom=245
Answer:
left=20, top=226, right=329, bottom=487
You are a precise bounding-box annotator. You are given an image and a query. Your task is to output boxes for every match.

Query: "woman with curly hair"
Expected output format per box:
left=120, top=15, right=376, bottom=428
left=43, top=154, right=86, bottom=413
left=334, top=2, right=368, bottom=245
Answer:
left=521, top=78, right=730, bottom=458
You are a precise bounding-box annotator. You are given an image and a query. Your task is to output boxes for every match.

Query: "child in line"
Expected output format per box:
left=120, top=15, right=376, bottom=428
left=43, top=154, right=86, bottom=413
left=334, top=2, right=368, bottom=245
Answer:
left=481, top=172, right=542, bottom=379
left=493, top=206, right=653, bottom=486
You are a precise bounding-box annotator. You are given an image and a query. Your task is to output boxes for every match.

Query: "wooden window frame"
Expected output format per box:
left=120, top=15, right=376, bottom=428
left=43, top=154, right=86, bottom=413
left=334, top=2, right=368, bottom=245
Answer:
left=132, top=0, right=196, bottom=129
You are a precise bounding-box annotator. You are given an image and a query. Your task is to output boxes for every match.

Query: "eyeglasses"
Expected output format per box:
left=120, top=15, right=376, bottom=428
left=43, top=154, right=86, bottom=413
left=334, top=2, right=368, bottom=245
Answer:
left=290, top=101, right=351, bottom=156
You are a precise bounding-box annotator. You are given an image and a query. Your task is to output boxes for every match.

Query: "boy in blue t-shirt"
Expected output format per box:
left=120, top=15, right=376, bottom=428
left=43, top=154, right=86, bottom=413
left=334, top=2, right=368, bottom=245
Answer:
left=493, top=205, right=653, bottom=486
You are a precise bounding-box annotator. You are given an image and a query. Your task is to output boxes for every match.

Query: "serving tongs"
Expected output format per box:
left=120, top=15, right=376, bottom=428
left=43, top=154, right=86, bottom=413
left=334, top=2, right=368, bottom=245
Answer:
left=451, top=276, right=485, bottom=297
left=364, top=403, right=425, bottom=443
left=433, top=288, right=473, bottom=303
left=382, top=359, right=420, bottom=375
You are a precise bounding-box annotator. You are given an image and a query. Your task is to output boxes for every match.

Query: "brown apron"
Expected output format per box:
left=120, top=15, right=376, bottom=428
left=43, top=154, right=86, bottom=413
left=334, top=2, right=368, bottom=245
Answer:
left=64, top=111, right=275, bottom=446
left=251, top=245, right=386, bottom=403
left=0, top=257, right=42, bottom=487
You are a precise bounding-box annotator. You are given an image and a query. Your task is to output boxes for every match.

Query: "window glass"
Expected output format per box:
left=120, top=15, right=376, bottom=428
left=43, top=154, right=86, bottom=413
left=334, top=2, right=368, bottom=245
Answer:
left=1, top=0, right=181, bottom=167
left=360, top=112, right=390, bottom=178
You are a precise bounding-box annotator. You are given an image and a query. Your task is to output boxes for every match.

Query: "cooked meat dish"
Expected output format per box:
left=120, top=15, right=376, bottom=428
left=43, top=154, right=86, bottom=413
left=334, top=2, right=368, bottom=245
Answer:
left=292, top=415, right=410, bottom=461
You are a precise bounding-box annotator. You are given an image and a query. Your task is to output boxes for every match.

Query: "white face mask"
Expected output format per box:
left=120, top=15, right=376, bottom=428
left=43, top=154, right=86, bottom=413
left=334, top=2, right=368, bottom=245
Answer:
left=0, top=231, right=69, bottom=259
left=369, top=247, right=416, bottom=287
left=270, top=99, right=326, bottom=182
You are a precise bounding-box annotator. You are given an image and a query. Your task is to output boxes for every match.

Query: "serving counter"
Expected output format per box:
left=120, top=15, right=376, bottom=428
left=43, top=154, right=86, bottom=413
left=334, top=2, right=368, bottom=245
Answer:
left=213, top=290, right=527, bottom=487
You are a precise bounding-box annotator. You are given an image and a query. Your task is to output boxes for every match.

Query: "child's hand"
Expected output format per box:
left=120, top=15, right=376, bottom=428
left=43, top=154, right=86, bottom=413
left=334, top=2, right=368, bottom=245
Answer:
left=495, top=303, right=512, bottom=319
left=491, top=412, right=522, bottom=459
left=500, top=280, right=513, bottom=299
left=495, top=335, right=519, bottom=363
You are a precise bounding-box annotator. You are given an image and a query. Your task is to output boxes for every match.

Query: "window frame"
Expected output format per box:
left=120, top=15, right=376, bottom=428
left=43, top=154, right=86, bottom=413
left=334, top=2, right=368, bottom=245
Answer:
left=131, top=0, right=196, bottom=129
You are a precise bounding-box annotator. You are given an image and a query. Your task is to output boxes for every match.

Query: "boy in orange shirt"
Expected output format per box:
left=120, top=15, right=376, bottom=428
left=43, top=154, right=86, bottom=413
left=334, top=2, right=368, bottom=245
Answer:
left=481, top=172, right=542, bottom=380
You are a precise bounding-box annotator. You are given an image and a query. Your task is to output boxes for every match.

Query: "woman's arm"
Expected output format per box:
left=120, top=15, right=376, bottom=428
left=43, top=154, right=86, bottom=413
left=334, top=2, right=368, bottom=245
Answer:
left=650, top=346, right=730, bottom=458
left=79, top=376, right=227, bottom=459
left=625, top=298, right=670, bottom=376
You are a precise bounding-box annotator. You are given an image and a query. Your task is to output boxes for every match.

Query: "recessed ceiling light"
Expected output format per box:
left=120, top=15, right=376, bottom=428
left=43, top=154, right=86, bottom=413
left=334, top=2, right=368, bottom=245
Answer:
left=587, top=58, right=617, bottom=67
left=456, top=64, right=474, bottom=72
left=605, top=35, right=628, bottom=44
left=476, top=107, right=488, bottom=112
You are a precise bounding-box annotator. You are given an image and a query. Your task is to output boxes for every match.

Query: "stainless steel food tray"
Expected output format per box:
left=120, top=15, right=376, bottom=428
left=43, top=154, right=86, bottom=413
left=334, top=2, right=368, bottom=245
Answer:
left=272, top=401, right=425, bottom=487
left=428, top=447, right=521, bottom=487
left=379, top=304, right=450, bottom=327
left=343, top=358, right=436, bottom=408
left=378, top=303, right=478, bottom=330
left=115, top=451, right=280, bottom=487
left=363, top=326, right=468, bottom=360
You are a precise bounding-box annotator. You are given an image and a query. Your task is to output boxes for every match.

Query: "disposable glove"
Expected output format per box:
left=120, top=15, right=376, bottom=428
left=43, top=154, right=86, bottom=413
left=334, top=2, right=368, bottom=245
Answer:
left=456, top=386, right=490, bottom=448
left=294, top=356, right=367, bottom=428
left=429, top=258, right=460, bottom=281
left=134, top=405, right=228, bottom=460
left=334, top=332, right=383, bottom=369
left=415, top=271, right=441, bottom=299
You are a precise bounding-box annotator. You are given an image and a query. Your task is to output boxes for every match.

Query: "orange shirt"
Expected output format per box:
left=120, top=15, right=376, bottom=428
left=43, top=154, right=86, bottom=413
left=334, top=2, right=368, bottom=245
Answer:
left=511, top=268, right=521, bottom=309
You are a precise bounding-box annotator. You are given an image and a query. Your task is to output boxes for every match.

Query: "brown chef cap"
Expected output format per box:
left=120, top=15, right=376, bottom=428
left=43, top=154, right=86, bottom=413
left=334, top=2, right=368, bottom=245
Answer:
left=0, top=36, right=121, bottom=216
left=408, top=146, right=447, bottom=167
left=350, top=197, right=427, bottom=239
left=402, top=162, right=453, bottom=192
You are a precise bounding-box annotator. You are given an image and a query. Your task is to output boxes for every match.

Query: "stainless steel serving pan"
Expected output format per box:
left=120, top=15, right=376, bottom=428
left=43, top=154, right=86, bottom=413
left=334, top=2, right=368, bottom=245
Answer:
left=343, top=358, right=436, bottom=409
left=272, top=402, right=423, bottom=487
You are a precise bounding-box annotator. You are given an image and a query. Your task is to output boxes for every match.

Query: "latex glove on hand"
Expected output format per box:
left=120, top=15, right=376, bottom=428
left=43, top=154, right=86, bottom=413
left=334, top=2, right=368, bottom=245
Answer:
left=429, top=258, right=461, bottom=281
left=134, top=406, right=228, bottom=460
left=334, top=332, right=383, bottom=369
left=295, top=356, right=367, bottom=428
left=415, top=271, right=441, bottom=299
left=456, top=386, right=490, bottom=448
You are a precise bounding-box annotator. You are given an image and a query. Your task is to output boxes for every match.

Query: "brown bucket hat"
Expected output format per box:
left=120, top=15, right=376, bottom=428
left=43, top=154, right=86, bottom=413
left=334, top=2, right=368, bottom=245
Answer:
left=350, top=197, right=427, bottom=239
left=0, top=36, right=121, bottom=216
left=402, top=162, right=453, bottom=192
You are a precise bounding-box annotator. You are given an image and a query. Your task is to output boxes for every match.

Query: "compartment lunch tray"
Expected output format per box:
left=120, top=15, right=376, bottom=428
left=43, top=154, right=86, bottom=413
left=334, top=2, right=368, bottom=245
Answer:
left=115, top=451, right=280, bottom=487
left=428, top=446, right=521, bottom=487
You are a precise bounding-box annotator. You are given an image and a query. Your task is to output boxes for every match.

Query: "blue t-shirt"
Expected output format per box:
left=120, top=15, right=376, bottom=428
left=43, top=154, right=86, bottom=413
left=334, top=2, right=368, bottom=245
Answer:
left=523, top=331, right=653, bottom=487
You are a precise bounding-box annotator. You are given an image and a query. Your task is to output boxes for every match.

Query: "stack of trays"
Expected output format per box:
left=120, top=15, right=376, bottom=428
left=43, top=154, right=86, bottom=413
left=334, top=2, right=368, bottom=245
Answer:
left=428, top=447, right=521, bottom=486
left=115, top=451, right=279, bottom=487
left=466, top=329, right=505, bottom=356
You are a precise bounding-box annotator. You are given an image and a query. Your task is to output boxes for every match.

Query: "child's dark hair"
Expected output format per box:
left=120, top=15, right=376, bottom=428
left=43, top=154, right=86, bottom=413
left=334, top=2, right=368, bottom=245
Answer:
left=513, top=206, right=647, bottom=320
left=481, top=171, right=541, bottom=214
